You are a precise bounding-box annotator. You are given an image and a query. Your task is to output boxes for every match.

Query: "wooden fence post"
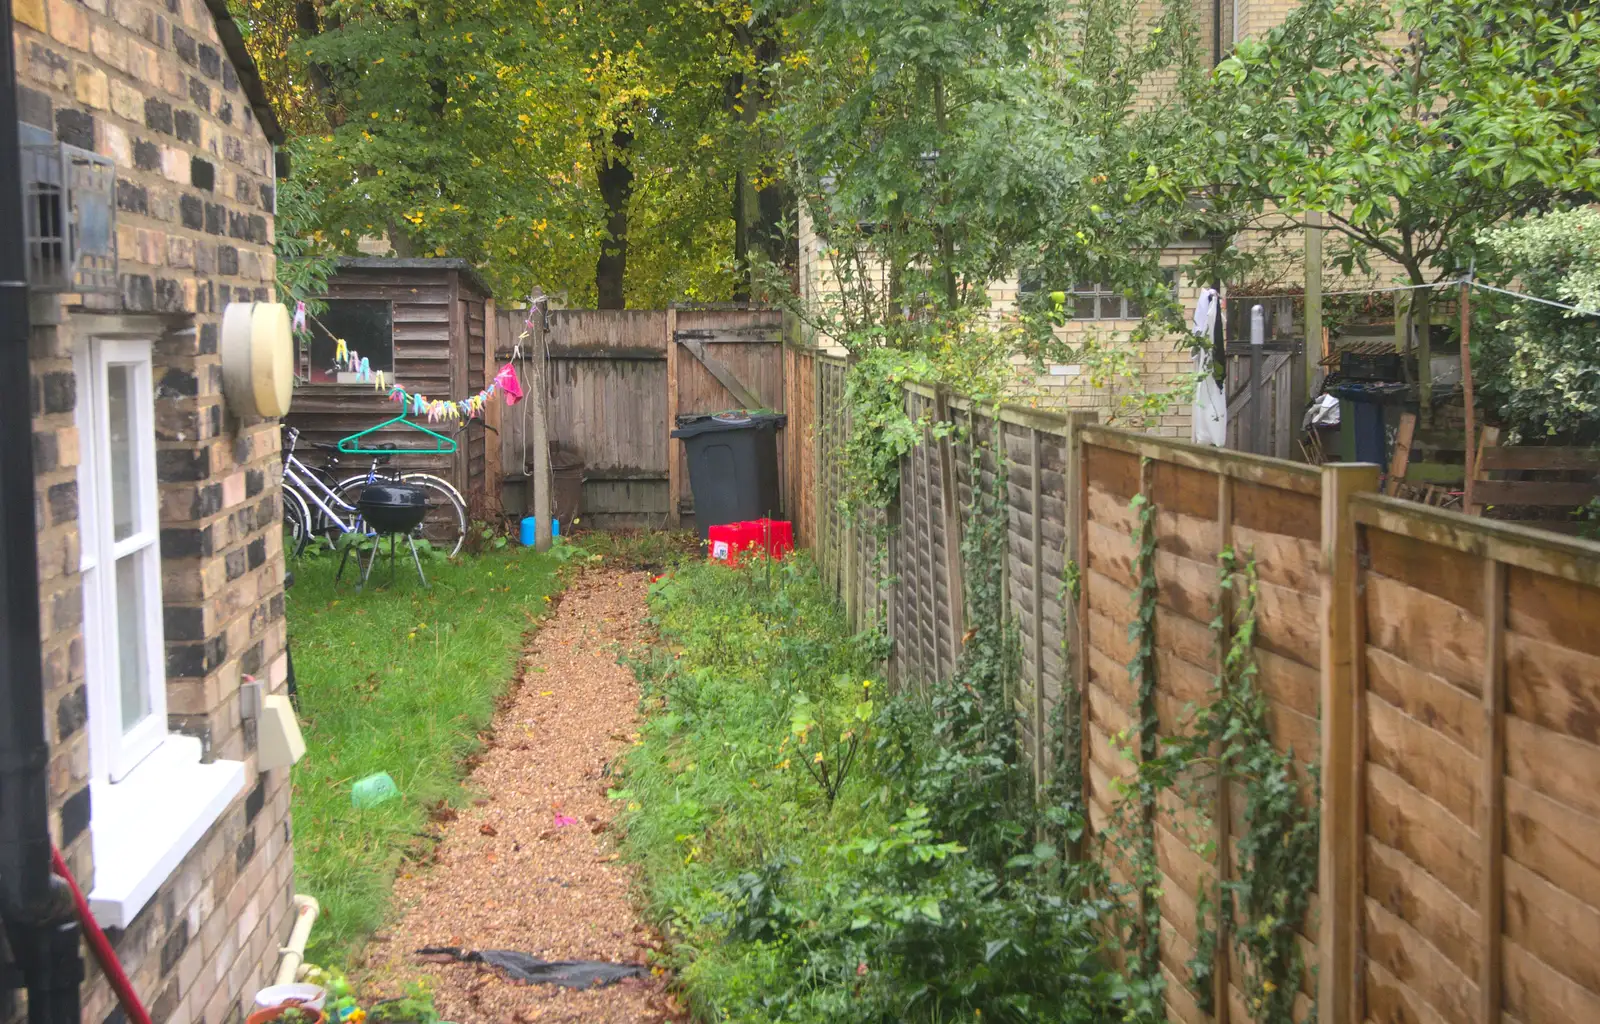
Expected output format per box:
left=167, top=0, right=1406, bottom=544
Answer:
left=1479, top=559, right=1507, bottom=1024
left=1072, top=419, right=1093, bottom=853
left=1213, top=473, right=1236, bottom=1023
left=935, top=389, right=966, bottom=673
left=665, top=306, right=680, bottom=527
left=1318, top=463, right=1380, bottom=1024
left=1030, top=427, right=1046, bottom=786
left=484, top=298, right=502, bottom=513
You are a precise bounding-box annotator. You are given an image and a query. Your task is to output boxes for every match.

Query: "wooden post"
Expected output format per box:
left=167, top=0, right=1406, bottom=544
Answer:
left=665, top=306, right=680, bottom=527
left=1030, top=427, right=1046, bottom=787
left=484, top=299, right=502, bottom=514
left=1305, top=212, right=1324, bottom=402
left=1479, top=558, right=1507, bottom=1024
left=1212, top=474, right=1235, bottom=1024
left=528, top=307, right=553, bottom=552
left=1385, top=412, right=1417, bottom=497
left=1415, top=285, right=1433, bottom=425
left=934, top=389, right=966, bottom=670
left=1065, top=413, right=1090, bottom=861
left=1459, top=279, right=1478, bottom=508
left=1317, top=462, right=1381, bottom=1024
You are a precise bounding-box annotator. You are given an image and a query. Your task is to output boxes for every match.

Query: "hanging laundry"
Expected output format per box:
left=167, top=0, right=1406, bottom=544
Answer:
left=293, top=301, right=308, bottom=335
left=494, top=362, right=524, bottom=406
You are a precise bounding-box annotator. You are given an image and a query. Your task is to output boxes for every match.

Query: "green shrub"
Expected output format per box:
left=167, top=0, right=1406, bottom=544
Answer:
left=617, top=554, right=1127, bottom=1023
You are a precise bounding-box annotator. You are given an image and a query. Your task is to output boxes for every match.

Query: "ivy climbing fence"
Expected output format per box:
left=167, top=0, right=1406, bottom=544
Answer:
left=786, top=348, right=1600, bottom=1024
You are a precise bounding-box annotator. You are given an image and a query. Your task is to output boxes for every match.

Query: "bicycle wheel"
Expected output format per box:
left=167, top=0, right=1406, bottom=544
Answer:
left=282, top=486, right=312, bottom=559
left=333, top=472, right=469, bottom=558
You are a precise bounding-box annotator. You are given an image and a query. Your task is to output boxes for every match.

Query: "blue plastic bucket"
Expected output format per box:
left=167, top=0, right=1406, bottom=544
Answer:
left=519, top=517, right=560, bottom=545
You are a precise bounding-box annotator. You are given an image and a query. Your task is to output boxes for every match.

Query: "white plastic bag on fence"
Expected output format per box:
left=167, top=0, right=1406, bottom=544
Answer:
left=1190, top=288, right=1226, bottom=447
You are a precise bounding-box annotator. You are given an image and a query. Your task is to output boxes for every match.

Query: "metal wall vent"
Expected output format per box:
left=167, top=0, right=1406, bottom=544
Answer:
left=19, top=124, right=118, bottom=294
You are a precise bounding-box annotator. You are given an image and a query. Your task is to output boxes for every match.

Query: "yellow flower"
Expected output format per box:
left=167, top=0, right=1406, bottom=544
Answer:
left=348, top=1011, right=366, bottom=1024
left=1262, top=981, right=1277, bottom=994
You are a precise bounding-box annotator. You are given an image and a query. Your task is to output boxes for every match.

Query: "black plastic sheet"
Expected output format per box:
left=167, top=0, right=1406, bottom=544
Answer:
left=416, top=947, right=646, bottom=989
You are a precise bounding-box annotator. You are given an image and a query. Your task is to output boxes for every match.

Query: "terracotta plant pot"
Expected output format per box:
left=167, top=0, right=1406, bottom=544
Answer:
left=245, top=1004, right=326, bottom=1024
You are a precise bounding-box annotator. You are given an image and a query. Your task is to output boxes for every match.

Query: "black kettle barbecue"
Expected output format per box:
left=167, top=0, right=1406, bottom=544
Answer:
left=334, top=482, right=433, bottom=591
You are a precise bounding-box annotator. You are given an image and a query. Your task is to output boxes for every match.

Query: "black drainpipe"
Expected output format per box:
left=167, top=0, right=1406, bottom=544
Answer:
left=0, top=0, right=85, bottom=1016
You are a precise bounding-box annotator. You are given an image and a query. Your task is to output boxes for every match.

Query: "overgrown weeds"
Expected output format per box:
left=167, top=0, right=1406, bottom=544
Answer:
left=616, top=549, right=1129, bottom=1023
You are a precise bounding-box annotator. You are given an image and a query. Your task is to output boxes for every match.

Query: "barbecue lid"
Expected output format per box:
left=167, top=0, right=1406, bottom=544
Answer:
left=357, top=482, right=428, bottom=508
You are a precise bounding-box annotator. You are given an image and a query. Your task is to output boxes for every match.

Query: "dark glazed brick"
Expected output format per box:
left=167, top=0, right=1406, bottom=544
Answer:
left=188, top=77, right=210, bottom=111
left=174, top=109, right=199, bottom=144
left=155, top=448, right=208, bottom=483
left=259, top=183, right=275, bottom=211
left=155, top=278, right=183, bottom=312
left=61, top=786, right=90, bottom=845
left=134, top=139, right=161, bottom=171
left=240, top=640, right=263, bottom=676
left=223, top=61, right=238, bottom=91
left=157, top=366, right=198, bottom=398
left=217, top=98, right=233, bottom=125
left=180, top=194, right=203, bottom=230
left=224, top=547, right=247, bottom=580
left=191, top=483, right=223, bottom=518
left=123, top=274, right=154, bottom=311
left=204, top=202, right=225, bottom=235
left=144, top=97, right=173, bottom=135
left=159, top=919, right=188, bottom=974
left=244, top=773, right=266, bottom=822
left=33, top=431, right=59, bottom=473
left=149, top=982, right=178, bottom=1024
left=54, top=109, right=93, bottom=149
left=198, top=44, right=221, bottom=79
left=227, top=210, right=249, bottom=240
left=247, top=536, right=266, bottom=569
left=56, top=685, right=87, bottom=741
left=166, top=644, right=205, bottom=678
left=190, top=157, right=214, bottom=191
left=199, top=322, right=218, bottom=354
left=254, top=287, right=270, bottom=302
left=223, top=135, right=244, bottom=164
left=160, top=527, right=212, bottom=559
left=248, top=215, right=268, bottom=244
left=217, top=245, right=238, bottom=276
left=163, top=605, right=205, bottom=641
left=39, top=372, right=74, bottom=414
left=46, top=481, right=76, bottom=524
left=235, top=829, right=256, bottom=872
left=116, top=180, right=148, bottom=215
left=172, top=26, right=196, bottom=65
left=17, top=86, right=51, bottom=129
left=245, top=468, right=265, bottom=498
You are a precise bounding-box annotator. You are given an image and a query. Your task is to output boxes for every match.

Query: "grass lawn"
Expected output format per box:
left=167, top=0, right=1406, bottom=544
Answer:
left=286, top=544, right=565, bottom=963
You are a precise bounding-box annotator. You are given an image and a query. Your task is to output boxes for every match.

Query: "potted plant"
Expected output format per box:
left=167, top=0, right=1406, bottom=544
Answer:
left=246, top=1003, right=326, bottom=1024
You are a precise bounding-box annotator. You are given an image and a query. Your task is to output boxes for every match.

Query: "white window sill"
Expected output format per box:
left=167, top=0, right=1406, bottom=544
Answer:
left=88, top=736, right=246, bottom=929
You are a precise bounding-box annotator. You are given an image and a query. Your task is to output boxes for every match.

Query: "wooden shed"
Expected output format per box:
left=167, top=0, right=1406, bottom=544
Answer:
left=285, top=258, right=498, bottom=510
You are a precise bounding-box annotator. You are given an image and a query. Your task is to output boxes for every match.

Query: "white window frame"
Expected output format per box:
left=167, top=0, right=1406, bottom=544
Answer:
left=76, top=338, right=167, bottom=782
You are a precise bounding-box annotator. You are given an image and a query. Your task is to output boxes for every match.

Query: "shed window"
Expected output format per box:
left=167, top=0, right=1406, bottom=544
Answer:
left=306, top=299, right=394, bottom=382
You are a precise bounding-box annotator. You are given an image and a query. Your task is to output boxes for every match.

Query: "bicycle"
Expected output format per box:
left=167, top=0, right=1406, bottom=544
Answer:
left=281, top=425, right=470, bottom=559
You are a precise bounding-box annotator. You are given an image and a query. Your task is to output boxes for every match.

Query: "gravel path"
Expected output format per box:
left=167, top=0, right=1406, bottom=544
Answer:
left=358, top=567, right=681, bottom=1023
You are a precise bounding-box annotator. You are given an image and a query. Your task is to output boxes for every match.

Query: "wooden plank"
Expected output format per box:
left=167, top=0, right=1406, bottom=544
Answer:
left=1468, top=426, right=1502, bottom=516
left=1503, top=776, right=1600, bottom=911
left=1503, top=858, right=1600, bottom=997
left=1320, top=466, right=1380, bottom=1024
left=1367, top=691, right=1479, bottom=828
left=1479, top=447, right=1600, bottom=471
left=1365, top=572, right=1486, bottom=696
left=1481, top=559, right=1508, bottom=1024
left=678, top=337, right=765, bottom=410
left=1502, top=936, right=1600, bottom=1024
left=665, top=307, right=679, bottom=526
left=1365, top=646, right=1480, bottom=756
left=1351, top=494, right=1600, bottom=590
left=1082, top=424, right=1322, bottom=496
left=1472, top=480, right=1600, bottom=508
left=1504, top=716, right=1600, bottom=821
left=1076, top=422, right=1096, bottom=851
left=1366, top=837, right=1480, bottom=980
left=1365, top=898, right=1478, bottom=1024
left=1387, top=412, right=1418, bottom=496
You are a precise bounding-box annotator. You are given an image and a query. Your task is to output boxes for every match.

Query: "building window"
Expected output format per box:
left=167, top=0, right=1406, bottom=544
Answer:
left=76, top=339, right=166, bottom=781
left=306, top=299, right=394, bottom=382
left=1069, top=270, right=1179, bottom=321
left=75, top=332, right=246, bottom=930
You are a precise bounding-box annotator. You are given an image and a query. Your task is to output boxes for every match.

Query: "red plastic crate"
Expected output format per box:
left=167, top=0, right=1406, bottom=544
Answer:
left=708, top=519, right=793, bottom=566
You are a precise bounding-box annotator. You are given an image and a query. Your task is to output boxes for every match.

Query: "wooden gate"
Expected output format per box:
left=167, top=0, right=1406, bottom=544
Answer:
left=1225, top=341, right=1305, bottom=459
left=496, top=306, right=785, bottom=529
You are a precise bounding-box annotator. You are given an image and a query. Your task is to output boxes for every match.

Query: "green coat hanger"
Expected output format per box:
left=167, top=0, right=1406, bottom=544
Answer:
left=338, top=411, right=458, bottom=454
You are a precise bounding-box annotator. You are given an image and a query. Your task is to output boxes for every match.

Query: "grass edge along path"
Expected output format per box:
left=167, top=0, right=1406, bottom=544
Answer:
left=286, top=545, right=566, bottom=964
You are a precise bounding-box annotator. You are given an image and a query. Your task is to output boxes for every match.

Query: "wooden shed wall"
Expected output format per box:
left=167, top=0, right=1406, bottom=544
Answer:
left=285, top=266, right=490, bottom=505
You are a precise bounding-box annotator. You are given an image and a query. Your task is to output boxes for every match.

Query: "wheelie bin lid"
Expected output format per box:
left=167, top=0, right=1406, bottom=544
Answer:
left=671, top=411, right=787, bottom=439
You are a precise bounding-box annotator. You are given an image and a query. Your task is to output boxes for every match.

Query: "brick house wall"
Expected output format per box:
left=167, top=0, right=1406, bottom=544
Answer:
left=13, top=0, right=296, bottom=1020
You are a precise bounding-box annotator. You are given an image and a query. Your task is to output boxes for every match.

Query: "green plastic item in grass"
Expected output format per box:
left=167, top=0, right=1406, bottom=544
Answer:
left=351, top=772, right=400, bottom=808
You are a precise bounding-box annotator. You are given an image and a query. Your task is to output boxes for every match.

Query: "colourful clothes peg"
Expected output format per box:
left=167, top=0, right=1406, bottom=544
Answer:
left=335, top=338, right=348, bottom=364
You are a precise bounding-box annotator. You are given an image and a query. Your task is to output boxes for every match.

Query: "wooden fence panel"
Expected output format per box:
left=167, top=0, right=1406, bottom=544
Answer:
left=787, top=350, right=1600, bottom=1024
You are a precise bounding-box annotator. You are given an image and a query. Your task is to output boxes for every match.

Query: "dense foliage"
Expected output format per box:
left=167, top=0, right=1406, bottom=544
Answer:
left=1475, top=208, right=1600, bottom=442
left=619, top=545, right=1129, bottom=1022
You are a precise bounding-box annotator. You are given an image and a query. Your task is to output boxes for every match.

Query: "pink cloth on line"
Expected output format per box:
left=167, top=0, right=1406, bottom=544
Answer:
left=494, top=362, right=524, bottom=406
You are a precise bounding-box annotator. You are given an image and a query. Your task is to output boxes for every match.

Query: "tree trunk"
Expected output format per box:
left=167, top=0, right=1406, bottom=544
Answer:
left=595, top=128, right=633, bottom=310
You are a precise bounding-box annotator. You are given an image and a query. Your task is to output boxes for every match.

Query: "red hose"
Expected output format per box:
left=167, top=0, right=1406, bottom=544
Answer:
left=51, top=844, right=153, bottom=1024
